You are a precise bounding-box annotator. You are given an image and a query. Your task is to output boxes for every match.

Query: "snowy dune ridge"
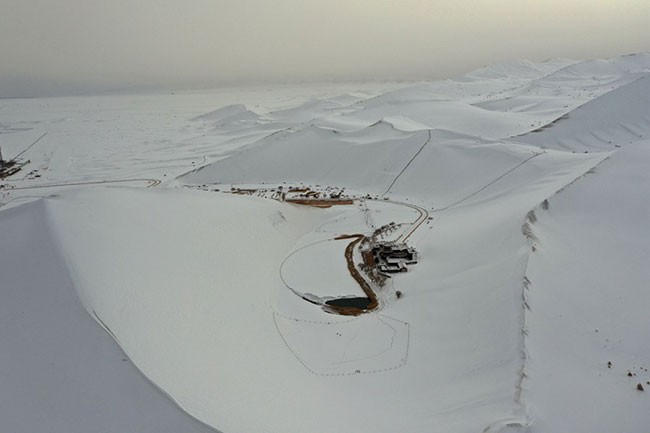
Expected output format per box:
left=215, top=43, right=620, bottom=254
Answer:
left=1, top=53, right=649, bottom=433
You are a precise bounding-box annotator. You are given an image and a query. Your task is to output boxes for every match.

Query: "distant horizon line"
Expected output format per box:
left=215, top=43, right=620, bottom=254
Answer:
left=2, top=50, right=648, bottom=99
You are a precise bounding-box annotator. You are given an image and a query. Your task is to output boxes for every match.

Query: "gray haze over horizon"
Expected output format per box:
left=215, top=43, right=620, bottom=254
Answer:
left=1, top=0, right=649, bottom=97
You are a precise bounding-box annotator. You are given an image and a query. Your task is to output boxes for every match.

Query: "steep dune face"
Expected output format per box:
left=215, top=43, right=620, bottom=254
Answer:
left=44, top=188, right=325, bottom=433
left=523, top=141, right=650, bottom=433
left=511, top=76, right=650, bottom=151
left=0, top=200, right=217, bottom=433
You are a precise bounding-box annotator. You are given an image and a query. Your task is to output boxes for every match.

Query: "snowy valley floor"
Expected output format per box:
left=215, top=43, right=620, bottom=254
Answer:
left=1, top=54, right=649, bottom=433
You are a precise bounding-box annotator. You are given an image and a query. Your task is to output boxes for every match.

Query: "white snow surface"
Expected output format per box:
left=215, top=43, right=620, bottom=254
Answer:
left=1, top=54, right=649, bottom=433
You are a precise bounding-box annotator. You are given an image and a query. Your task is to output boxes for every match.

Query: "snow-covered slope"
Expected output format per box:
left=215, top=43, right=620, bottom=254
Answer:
left=180, top=122, right=429, bottom=193
left=191, top=103, right=262, bottom=126
left=511, top=76, right=650, bottom=151
left=1, top=53, right=649, bottom=433
left=523, top=141, right=650, bottom=433
left=44, top=188, right=326, bottom=433
left=0, top=200, right=216, bottom=433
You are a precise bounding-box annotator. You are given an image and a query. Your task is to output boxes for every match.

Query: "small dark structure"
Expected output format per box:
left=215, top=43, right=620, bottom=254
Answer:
left=0, top=146, right=22, bottom=179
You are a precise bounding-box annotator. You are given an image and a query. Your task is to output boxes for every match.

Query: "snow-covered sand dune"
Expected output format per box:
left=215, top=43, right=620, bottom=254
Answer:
left=0, top=200, right=217, bottom=433
left=180, top=122, right=430, bottom=193
left=1, top=53, right=649, bottom=433
left=512, top=76, right=650, bottom=151
left=523, top=140, right=650, bottom=433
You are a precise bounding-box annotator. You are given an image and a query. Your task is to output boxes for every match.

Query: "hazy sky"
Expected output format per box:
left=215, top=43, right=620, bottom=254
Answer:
left=1, top=0, right=648, bottom=96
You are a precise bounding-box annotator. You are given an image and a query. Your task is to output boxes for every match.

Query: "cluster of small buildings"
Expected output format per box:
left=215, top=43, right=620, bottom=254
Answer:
left=362, top=242, right=418, bottom=274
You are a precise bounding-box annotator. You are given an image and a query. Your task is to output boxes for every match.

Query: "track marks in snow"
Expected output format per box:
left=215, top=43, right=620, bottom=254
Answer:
left=273, top=311, right=410, bottom=376
left=432, top=151, right=544, bottom=212
left=383, top=130, right=432, bottom=196
left=3, top=177, right=160, bottom=191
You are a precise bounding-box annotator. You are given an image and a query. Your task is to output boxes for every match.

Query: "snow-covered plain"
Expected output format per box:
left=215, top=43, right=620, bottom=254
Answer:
left=1, top=54, right=649, bottom=433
